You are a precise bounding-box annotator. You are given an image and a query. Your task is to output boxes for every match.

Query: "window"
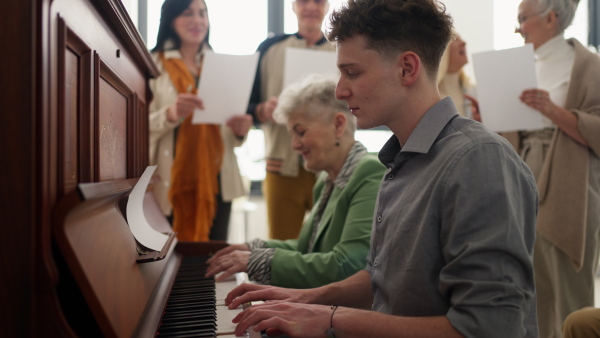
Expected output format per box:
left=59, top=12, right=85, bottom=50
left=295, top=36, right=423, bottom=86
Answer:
left=493, top=0, right=588, bottom=50
left=145, top=0, right=268, bottom=55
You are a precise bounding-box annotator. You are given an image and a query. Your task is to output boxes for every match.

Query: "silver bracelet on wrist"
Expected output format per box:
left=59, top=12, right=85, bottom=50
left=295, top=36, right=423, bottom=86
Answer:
left=326, top=305, right=338, bottom=337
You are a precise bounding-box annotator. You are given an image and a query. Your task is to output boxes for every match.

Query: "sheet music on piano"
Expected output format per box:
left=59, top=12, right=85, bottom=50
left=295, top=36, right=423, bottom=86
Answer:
left=125, top=165, right=170, bottom=251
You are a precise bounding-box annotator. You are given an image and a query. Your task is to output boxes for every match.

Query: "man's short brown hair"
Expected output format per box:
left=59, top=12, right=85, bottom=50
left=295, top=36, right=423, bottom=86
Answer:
left=327, top=0, right=453, bottom=80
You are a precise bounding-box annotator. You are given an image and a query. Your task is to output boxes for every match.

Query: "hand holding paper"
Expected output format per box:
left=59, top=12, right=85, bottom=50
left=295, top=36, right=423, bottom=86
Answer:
left=169, top=93, right=204, bottom=122
left=226, top=114, right=253, bottom=138
left=472, top=44, right=544, bottom=132
left=193, top=51, right=259, bottom=125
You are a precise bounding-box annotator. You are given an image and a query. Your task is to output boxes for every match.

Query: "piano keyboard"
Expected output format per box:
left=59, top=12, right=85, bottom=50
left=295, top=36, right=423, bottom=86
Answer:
left=156, top=256, right=257, bottom=338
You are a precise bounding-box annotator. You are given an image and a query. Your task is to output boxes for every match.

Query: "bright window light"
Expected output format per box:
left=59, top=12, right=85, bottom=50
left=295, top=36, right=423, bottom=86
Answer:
left=145, top=0, right=268, bottom=55
left=493, top=0, right=588, bottom=50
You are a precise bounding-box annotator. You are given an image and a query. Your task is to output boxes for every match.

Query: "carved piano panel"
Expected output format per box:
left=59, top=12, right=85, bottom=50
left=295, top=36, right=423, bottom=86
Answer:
left=97, top=60, right=130, bottom=181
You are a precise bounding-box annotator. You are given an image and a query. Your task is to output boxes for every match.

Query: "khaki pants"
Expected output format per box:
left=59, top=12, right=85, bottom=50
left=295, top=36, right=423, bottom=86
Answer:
left=263, top=167, right=316, bottom=240
left=563, top=307, right=600, bottom=338
left=523, top=130, right=600, bottom=338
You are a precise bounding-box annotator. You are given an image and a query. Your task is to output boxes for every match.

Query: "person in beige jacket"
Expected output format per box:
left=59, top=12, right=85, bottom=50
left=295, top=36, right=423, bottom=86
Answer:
left=245, top=0, right=336, bottom=240
left=513, top=0, right=600, bottom=337
left=149, top=0, right=251, bottom=241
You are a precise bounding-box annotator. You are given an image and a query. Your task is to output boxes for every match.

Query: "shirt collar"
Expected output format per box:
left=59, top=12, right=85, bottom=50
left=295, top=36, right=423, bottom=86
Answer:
left=164, top=49, right=183, bottom=60
left=294, top=32, right=329, bottom=46
left=323, top=141, right=368, bottom=189
left=534, top=34, right=568, bottom=61
left=379, top=97, right=459, bottom=166
left=163, top=44, right=208, bottom=63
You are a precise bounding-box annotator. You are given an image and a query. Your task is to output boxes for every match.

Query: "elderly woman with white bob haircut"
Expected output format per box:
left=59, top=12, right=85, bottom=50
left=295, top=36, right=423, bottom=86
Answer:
left=511, top=0, right=600, bottom=336
left=205, top=75, right=386, bottom=289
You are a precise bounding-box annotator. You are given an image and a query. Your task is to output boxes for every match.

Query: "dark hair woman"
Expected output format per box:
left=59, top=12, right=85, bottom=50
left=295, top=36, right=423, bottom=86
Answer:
left=148, top=0, right=252, bottom=242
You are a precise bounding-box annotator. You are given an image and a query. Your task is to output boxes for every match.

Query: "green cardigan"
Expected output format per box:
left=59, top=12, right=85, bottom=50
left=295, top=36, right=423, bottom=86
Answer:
left=265, top=154, right=386, bottom=288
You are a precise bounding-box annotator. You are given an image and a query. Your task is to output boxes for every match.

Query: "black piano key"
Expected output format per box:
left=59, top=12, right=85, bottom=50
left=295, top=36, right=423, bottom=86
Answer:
left=164, top=304, right=215, bottom=313
left=166, top=297, right=215, bottom=306
left=161, top=311, right=217, bottom=325
left=167, top=293, right=215, bottom=301
left=156, top=255, right=220, bottom=337
left=157, top=331, right=215, bottom=338
left=159, top=318, right=215, bottom=329
left=166, top=297, right=215, bottom=305
left=157, top=327, right=216, bottom=337
left=162, top=307, right=216, bottom=317
left=158, top=316, right=215, bottom=330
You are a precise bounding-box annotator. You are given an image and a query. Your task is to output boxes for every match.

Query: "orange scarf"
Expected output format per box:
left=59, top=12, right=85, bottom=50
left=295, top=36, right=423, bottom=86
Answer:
left=161, top=52, right=224, bottom=241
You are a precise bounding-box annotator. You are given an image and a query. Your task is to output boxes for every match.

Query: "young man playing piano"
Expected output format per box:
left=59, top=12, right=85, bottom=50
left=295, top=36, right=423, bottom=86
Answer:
left=221, top=0, right=540, bottom=337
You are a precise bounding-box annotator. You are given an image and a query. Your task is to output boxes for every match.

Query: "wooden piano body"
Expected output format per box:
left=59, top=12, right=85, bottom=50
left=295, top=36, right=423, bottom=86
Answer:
left=0, top=0, right=256, bottom=336
left=53, top=177, right=255, bottom=337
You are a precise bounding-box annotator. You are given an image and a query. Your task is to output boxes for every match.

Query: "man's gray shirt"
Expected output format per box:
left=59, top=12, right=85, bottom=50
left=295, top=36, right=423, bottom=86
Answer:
left=366, top=97, right=539, bottom=338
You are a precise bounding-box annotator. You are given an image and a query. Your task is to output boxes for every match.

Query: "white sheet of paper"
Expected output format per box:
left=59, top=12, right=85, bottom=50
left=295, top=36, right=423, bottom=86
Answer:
left=192, top=51, right=259, bottom=124
left=283, top=48, right=339, bottom=88
left=126, top=165, right=169, bottom=251
left=472, top=44, right=544, bottom=132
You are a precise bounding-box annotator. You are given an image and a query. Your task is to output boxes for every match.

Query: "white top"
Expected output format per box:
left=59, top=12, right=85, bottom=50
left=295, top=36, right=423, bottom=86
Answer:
left=534, top=34, right=575, bottom=128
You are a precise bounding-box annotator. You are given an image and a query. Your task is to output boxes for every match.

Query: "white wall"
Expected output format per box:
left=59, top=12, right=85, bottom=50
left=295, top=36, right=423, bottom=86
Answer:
left=120, top=0, right=138, bottom=28
left=443, top=0, right=495, bottom=80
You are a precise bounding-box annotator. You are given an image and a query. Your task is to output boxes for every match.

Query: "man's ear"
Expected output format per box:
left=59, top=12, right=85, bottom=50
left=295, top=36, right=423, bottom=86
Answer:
left=396, top=51, right=421, bottom=86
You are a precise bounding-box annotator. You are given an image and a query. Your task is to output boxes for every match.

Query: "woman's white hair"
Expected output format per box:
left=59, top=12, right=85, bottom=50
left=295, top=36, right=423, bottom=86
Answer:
left=273, top=74, right=356, bottom=135
left=530, top=0, right=579, bottom=33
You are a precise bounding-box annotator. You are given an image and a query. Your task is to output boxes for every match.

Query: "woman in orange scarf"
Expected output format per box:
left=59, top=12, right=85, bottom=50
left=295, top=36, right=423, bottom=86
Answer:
left=148, top=0, right=252, bottom=241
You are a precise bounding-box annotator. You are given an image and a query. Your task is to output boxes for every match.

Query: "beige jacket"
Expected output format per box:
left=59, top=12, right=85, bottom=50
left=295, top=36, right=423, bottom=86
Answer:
left=149, top=50, right=248, bottom=216
left=510, top=39, right=600, bottom=270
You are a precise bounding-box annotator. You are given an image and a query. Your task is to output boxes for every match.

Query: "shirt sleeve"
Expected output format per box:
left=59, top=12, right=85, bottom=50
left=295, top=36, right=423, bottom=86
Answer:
left=247, top=238, right=268, bottom=250
left=439, top=142, right=538, bottom=338
left=247, top=248, right=277, bottom=284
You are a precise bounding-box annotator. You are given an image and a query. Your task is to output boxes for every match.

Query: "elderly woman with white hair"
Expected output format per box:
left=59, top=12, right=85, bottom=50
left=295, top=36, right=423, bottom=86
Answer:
left=512, top=0, right=600, bottom=336
left=205, top=75, right=385, bottom=288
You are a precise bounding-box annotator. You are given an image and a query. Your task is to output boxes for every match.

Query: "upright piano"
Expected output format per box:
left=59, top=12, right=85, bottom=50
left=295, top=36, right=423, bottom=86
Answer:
left=52, top=175, right=260, bottom=337
left=0, top=0, right=258, bottom=336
